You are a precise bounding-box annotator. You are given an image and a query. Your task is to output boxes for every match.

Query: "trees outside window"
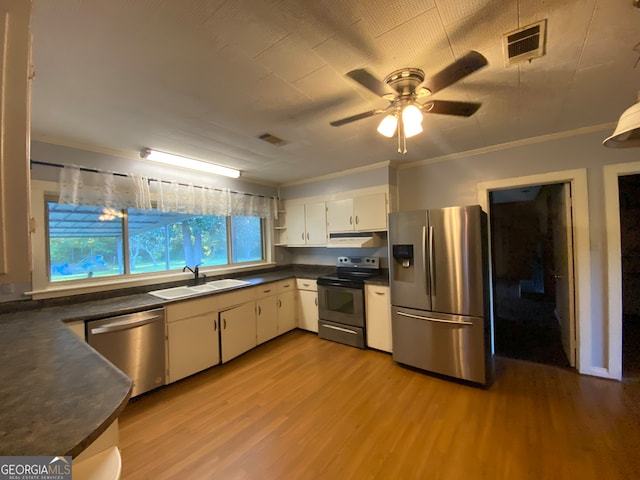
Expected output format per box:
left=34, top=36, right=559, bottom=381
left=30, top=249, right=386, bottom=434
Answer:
left=47, top=202, right=264, bottom=282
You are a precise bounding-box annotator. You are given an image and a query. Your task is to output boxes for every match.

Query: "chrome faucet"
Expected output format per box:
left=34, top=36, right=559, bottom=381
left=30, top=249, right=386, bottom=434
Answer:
left=183, top=264, right=204, bottom=284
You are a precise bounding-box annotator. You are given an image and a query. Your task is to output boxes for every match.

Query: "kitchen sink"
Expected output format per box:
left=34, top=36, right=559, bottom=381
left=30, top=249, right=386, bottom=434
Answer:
left=189, top=284, right=219, bottom=293
left=148, top=279, right=249, bottom=300
left=207, top=278, right=250, bottom=289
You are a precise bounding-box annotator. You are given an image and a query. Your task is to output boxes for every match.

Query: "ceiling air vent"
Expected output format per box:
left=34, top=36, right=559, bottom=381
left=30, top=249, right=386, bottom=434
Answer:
left=503, top=20, right=546, bottom=66
left=258, top=133, right=286, bottom=146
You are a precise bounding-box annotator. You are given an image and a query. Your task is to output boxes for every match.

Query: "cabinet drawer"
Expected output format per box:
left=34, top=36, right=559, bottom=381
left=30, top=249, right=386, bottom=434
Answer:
left=217, top=287, right=256, bottom=310
left=277, top=279, right=295, bottom=293
left=256, top=283, right=278, bottom=297
left=166, top=297, right=216, bottom=322
left=296, top=278, right=317, bottom=291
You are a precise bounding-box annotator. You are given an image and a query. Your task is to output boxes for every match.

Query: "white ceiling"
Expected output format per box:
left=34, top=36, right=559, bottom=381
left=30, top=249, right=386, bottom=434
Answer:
left=29, top=0, right=640, bottom=185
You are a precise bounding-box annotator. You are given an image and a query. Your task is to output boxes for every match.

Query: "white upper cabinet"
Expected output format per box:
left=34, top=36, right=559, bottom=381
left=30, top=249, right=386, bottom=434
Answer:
left=284, top=201, right=327, bottom=246
left=327, top=193, right=387, bottom=233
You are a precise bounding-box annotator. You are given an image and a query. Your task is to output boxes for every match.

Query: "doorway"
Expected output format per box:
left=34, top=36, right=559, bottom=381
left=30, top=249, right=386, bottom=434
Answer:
left=489, top=183, right=575, bottom=368
left=619, top=174, right=640, bottom=380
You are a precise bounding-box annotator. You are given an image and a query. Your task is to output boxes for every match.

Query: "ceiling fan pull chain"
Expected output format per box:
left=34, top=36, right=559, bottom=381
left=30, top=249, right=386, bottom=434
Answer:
left=397, top=120, right=402, bottom=153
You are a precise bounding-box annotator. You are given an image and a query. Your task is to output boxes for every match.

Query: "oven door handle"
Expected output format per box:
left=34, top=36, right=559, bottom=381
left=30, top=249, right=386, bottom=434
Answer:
left=318, top=280, right=354, bottom=289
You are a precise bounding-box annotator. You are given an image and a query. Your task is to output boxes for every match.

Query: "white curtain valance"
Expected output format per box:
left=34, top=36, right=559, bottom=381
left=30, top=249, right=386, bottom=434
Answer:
left=58, top=165, right=277, bottom=218
left=151, top=180, right=276, bottom=218
left=58, top=165, right=152, bottom=210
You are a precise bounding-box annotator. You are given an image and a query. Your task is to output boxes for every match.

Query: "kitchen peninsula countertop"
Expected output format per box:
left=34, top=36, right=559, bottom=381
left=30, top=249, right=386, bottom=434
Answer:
left=0, top=266, right=337, bottom=457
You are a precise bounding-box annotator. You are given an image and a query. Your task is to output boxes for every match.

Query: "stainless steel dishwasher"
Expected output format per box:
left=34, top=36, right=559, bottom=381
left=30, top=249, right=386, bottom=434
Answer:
left=87, top=308, right=166, bottom=397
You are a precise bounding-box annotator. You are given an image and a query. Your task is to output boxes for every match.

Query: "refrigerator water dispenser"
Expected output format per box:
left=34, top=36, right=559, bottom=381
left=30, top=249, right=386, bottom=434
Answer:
left=392, top=244, right=413, bottom=268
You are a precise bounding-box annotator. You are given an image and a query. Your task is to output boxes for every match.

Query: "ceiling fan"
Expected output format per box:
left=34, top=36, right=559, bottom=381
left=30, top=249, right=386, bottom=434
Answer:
left=330, top=51, right=488, bottom=153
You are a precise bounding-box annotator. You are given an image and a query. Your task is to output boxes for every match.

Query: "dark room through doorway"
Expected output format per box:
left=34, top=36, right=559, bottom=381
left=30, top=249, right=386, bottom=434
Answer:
left=619, top=173, right=640, bottom=381
left=489, top=183, right=575, bottom=369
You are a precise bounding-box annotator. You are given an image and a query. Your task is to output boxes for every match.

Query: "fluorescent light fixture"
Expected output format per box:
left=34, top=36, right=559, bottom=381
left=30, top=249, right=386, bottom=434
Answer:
left=141, top=149, right=241, bottom=178
left=377, top=115, right=398, bottom=137
left=402, top=104, right=423, bottom=138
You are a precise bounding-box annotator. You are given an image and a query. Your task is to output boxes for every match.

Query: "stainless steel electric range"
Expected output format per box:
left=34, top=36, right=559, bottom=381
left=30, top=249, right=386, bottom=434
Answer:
left=316, top=256, right=380, bottom=348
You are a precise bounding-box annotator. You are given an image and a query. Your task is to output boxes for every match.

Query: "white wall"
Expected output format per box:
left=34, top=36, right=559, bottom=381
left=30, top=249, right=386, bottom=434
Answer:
left=279, top=162, right=394, bottom=200
left=396, top=126, right=640, bottom=376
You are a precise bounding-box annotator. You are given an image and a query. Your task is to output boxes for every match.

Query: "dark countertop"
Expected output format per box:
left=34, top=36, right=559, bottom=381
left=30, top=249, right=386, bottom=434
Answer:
left=0, top=266, right=333, bottom=457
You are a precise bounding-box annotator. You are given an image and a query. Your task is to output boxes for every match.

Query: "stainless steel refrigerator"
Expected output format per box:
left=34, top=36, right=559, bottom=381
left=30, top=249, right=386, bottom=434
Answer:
left=389, top=206, right=492, bottom=385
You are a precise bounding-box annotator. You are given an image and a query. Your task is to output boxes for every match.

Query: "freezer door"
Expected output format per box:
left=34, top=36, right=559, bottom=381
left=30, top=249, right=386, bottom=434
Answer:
left=388, top=210, right=431, bottom=311
left=391, top=306, right=486, bottom=384
left=428, top=205, right=485, bottom=317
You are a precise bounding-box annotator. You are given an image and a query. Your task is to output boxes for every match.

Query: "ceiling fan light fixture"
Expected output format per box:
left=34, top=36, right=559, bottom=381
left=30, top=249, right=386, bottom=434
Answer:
left=603, top=101, right=640, bottom=148
left=402, top=104, right=423, bottom=138
left=141, top=149, right=241, bottom=178
left=377, top=114, right=398, bottom=138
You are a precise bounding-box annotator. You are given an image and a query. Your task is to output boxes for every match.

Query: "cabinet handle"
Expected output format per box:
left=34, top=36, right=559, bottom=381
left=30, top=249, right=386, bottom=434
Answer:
left=301, top=232, right=305, bottom=240
left=355, top=215, right=359, bottom=225
left=315, top=297, right=318, bottom=306
left=258, top=306, right=262, bottom=315
left=278, top=299, right=282, bottom=308
left=223, top=318, right=227, bottom=329
left=375, top=291, right=385, bottom=296
left=349, top=215, right=352, bottom=225
left=306, top=232, right=310, bottom=240
left=303, top=282, right=310, bottom=287
left=263, top=289, right=271, bottom=294
left=214, top=320, right=217, bottom=331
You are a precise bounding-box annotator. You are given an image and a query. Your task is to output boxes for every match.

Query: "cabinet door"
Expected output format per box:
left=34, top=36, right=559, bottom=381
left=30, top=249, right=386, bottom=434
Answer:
left=278, top=290, right=297, bottom=333
left=297, top=289, right=318, bottom=332
left=286, top=203, right=306, bottom=245
left=365, top=285, right=392, bottom=352
left=221, top=301, right=257, bottom=363
left=168, top=313, right=219, bottom=383
left=354, top=193, right=387, bottom=231
left=66, top=320, right=86, bottom=340
left=256, top=295, right=278, bottom=344
left=304, top=202, right=327, bottom=245
left=327, top=198, right=354, bottom=232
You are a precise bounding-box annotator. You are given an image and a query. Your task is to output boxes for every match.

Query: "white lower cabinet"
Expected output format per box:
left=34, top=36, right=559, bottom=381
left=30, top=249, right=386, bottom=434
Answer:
left=166, top=298, right=219, bottom=383
left=220, top=301, right=257, bottom=363
left=278, top=290, right=297, bottom=333
left=296, top=279, right=318, bottom=332
left=256, top=285, right=278, bottom=344
left=66, top=320, right=86, bottom=340
left=365, top=284, right=392, bottom=352
left=277, top=279, right=297, bottom=333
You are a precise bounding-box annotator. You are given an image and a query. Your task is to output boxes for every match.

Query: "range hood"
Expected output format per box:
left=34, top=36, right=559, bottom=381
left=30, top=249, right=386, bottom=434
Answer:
left=326, top=232, right=384, bottom=248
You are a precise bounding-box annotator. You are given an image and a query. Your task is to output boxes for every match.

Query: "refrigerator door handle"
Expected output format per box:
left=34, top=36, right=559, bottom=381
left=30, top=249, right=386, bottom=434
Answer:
left=428, top=225, right=435, bottom=296
left=422, top=225, right=427, bottom=295
left=396, top=311, right=474, bottom=326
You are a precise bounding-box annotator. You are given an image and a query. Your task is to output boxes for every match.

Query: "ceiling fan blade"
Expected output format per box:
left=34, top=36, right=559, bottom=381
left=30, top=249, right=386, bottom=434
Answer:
left=422, top=51, right=488, bottom=95
left=423, top=100, right=482, bottom=117
left=330, top=109, right=385, bottom=127
left=346, top=69, right=394, bottom=98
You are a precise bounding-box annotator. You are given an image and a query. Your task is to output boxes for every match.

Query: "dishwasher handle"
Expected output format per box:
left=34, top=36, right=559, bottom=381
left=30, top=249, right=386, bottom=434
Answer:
left=89, top=312, right=164, bottom=335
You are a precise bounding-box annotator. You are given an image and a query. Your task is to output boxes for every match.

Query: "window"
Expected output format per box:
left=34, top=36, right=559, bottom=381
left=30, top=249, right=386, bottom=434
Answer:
left=47, top=201, right=264, bottom=282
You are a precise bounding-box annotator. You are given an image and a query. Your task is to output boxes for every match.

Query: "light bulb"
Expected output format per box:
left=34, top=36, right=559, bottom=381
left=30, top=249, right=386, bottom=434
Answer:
left=377, top=115, right=398, bottom=138
left=402, top=104, right=424, bottom=138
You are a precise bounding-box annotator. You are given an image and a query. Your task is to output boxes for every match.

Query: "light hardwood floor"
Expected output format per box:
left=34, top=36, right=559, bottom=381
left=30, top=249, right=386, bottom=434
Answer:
left=119, top=330, right=640, bottom=479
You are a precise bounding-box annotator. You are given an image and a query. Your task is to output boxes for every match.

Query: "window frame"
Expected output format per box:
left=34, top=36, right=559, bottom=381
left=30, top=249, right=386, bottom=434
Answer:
left=30, top=180, right=274, bottom=298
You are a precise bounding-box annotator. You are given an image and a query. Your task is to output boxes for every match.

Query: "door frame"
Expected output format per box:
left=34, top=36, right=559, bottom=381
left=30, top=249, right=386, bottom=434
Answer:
left=478, top=169, right=590, bottom=374
left=603, top=161, right=640, bottom=380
